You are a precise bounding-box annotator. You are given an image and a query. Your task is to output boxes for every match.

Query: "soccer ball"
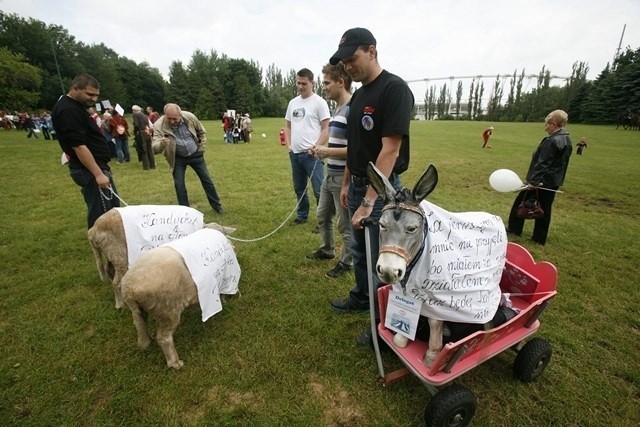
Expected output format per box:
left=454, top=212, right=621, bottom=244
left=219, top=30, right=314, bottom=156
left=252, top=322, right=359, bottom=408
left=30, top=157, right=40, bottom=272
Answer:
left=261, top=133, right=266, bottom=138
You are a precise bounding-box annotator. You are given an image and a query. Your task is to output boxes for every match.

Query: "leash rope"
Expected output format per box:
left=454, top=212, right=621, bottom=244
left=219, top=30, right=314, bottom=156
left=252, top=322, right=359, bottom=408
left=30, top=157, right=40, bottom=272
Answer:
left=227, top=156, right=322, bottom=243
left=100, top=186, right=129, bottom=207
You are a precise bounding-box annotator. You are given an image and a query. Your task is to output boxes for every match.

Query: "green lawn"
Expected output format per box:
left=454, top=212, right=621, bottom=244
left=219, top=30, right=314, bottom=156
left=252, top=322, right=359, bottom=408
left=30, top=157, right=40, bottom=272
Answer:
left=0, top=119, right=638, bottom=426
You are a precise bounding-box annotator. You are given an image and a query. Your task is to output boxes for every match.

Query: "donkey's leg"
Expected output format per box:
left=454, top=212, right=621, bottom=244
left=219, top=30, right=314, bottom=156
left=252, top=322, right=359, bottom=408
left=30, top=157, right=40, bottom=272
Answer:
left=423, top=318, right=444, bottom=367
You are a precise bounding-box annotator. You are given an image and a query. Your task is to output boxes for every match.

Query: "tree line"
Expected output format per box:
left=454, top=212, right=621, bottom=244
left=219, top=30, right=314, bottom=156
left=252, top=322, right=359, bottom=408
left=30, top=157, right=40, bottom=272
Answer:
left=1, top=11, right=638, bottom=123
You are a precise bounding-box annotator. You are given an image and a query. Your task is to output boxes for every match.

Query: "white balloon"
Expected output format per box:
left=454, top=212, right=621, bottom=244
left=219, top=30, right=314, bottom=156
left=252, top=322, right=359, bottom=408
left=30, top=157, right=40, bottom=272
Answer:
left=489, top=169, right=524, bottom=192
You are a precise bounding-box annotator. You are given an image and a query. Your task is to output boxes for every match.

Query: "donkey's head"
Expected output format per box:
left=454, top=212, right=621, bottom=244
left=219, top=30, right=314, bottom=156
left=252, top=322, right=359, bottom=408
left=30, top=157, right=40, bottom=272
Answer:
left=366, top=162, right=438, bottom=284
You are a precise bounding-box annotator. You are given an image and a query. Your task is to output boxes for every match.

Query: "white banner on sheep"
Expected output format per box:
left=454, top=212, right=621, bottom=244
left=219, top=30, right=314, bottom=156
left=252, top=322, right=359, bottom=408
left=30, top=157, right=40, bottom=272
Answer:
left=402, top=201, right=507, bottom=324
left=116, top=205, right=204, bottom=267
left=164, top=229, right=240, bottom=322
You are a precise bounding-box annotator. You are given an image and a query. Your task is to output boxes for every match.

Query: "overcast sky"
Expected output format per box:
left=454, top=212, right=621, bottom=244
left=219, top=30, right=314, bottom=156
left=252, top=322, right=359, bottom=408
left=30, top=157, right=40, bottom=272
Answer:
left=2, top=0, right=638, bottom=102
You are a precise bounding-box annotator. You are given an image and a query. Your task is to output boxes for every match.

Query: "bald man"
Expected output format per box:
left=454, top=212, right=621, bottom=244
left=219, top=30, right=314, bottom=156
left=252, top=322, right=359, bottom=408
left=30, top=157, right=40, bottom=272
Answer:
left=152, top=104, right=224, bottom=214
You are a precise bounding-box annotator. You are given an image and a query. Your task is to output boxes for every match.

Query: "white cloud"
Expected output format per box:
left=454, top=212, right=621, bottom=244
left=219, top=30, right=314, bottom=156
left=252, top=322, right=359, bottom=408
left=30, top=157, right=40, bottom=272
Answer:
left=2, top=0, right=638, bottom=102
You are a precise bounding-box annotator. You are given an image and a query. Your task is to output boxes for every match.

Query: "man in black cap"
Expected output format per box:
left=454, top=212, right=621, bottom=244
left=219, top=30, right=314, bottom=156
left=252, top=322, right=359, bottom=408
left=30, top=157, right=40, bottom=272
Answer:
left=328, top=28, right=415, bottom=346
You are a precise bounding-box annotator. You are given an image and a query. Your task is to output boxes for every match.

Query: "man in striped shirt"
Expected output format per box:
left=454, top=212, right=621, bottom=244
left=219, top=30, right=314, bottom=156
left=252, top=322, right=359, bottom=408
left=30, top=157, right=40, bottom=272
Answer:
left=306, top=63, right=353, bottom=279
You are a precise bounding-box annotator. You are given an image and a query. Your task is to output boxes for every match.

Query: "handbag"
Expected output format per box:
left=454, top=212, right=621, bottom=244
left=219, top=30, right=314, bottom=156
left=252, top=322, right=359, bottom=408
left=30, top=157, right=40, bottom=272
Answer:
left=516, top=189, right=545, bottom=219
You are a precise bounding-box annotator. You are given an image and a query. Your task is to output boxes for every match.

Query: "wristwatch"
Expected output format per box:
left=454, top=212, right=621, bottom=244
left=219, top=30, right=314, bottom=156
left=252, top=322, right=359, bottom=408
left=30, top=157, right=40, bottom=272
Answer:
left=361, top=197, right=374, bottom=208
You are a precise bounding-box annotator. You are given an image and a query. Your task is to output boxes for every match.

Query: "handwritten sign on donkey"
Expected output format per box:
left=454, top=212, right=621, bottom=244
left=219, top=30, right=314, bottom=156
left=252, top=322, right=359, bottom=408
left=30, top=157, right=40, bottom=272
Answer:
left=402, top=200, right=507, bottom=324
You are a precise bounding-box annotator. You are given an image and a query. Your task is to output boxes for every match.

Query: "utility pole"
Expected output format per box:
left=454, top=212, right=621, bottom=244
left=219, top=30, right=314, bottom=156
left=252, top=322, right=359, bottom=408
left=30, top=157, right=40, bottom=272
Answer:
left=50, top=37, right=65, bottom=95
left=613, top=24, right=626, bottom=69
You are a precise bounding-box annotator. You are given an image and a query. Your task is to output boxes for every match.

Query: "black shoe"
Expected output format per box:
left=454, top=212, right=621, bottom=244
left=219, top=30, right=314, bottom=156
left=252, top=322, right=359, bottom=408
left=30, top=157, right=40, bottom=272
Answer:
left=331, top=298, right=369, bottom=314
left=214, top=206, right=225, bottom=214
left=292, top=218, right=307, bottom=225
left=306, top=250, right=335, bottom=260
left=325, top=262, right=351, bottom=278
left=312, top=225, right=320, bottom=234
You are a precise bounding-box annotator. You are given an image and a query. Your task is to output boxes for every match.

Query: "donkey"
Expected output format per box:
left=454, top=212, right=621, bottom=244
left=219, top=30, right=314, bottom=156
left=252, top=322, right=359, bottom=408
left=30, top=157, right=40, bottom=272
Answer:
left=366, top=162, right=443, bottom=366
left=367, top=162, right=508, bottom=367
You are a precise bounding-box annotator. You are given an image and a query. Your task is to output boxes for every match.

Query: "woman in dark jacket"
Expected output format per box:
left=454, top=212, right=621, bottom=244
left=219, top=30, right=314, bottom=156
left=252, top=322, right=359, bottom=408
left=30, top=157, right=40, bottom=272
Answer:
left=507, top=110, right=573, bottom=245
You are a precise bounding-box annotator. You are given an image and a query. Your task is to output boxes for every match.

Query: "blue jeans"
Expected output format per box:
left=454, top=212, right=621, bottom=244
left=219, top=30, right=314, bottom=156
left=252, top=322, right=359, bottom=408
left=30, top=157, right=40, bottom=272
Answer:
left=172, top=152, right=222, bottom=211
left=289, top=151, right=324, bottom=221
left=114, top=137, right=130, bottom=162
left=69, top=167, right=120, bottom=229
left=347, top=175, right=402, bottom=320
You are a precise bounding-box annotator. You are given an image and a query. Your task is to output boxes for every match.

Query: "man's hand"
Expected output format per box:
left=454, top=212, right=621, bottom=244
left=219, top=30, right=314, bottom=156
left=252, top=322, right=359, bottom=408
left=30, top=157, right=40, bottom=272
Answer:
left=351, top=205, right=373, bottom=229
left=95, top=171, right=110, bottom=189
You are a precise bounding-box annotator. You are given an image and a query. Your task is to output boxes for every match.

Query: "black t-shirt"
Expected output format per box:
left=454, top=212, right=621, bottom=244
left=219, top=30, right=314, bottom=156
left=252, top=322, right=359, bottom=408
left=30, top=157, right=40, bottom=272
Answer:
left=346, top=70, right=414, bottom=177
left=52, top=95, right=111, bottom=170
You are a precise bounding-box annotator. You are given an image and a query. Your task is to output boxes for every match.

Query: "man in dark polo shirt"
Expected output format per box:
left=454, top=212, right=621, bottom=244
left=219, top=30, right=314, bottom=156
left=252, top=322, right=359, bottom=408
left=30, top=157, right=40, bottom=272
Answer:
left=52, top=73, right=120, bottom=228
left=328, top=28, right=414, bottom=346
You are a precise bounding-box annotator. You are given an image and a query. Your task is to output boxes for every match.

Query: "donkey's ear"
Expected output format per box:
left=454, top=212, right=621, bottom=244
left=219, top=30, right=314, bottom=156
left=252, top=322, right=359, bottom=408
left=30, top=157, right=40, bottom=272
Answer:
left=366, top=162, right=396, bottom=201
left=412, top=164, right=438, bottom=202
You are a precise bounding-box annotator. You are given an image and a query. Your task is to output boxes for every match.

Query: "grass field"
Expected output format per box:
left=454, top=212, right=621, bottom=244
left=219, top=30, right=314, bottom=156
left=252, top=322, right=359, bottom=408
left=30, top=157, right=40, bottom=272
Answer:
left=0, top=118, right=638, bottom=426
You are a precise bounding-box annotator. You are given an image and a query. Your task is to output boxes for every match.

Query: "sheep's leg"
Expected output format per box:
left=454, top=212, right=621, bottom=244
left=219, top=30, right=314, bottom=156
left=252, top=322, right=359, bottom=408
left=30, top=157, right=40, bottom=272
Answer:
left=128, top=303, right=151, bottom=350
left=88, top=236, right=108, bottom=282
left=111, top=268, right=127, bottom=310
left=156, top=315, right=183, bottom=369
left=423, top=318, right=444, bottom=367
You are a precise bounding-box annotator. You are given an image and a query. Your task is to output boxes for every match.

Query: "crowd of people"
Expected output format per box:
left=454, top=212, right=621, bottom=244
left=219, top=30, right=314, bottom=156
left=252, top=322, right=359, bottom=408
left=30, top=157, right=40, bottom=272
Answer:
left=222, top=111, right=252, bottom=143
left=1, top=110, right=56, bottom=139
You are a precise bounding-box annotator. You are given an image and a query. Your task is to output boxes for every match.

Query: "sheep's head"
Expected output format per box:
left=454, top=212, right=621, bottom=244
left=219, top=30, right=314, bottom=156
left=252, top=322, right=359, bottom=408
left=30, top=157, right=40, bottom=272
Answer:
left=204, top=222, right=236, bottom=235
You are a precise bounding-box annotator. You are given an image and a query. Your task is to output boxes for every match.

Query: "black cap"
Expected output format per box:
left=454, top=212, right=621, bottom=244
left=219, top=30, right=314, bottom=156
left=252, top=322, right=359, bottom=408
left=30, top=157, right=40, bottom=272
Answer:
left=329, top=28, right=376, bottom=65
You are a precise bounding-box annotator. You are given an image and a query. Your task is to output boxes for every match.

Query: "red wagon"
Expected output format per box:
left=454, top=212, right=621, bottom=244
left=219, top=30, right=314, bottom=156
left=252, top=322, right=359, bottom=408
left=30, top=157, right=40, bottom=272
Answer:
left=367, top=241, right=558, bottom=427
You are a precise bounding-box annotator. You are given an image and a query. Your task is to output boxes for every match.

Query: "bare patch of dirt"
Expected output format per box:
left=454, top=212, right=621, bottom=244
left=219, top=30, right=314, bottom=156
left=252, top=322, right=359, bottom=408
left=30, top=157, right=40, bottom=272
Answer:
left=308, top=374, right=365, bottom=426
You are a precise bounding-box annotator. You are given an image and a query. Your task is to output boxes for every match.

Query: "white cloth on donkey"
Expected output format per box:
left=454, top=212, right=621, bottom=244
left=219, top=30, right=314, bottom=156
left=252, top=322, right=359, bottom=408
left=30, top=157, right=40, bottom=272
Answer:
left=116, top=205, right=204, bottom=267
left=164, top=228, right=240, bottom=322
left=402, top=200, right=507, bottom=323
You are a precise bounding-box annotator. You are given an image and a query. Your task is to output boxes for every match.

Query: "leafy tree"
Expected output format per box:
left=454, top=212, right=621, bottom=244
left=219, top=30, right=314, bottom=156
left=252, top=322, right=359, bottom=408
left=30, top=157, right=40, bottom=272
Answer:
left=166, top=61, right=191, bottom=108
left=209, top=75, right=227, bottom=119
left=467, top=79, right=475, bottom=119
left=195, top=88, right=215, bottom=119
left=455, top=81, right=463, bottom=118
left=487, top=75, right=504, bottom=121
left=0, top=47, right=42, bottom=110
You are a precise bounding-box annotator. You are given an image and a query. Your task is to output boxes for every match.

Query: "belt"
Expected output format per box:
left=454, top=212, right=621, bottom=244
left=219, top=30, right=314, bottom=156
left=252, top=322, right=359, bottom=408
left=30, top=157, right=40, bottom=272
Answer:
left=350, top=175, right=368, bottom=186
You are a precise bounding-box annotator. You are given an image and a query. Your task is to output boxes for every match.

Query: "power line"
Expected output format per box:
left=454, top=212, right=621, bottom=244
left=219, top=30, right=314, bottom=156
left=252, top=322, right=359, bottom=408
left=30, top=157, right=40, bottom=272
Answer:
left=405, top=74, right=570, bottom=84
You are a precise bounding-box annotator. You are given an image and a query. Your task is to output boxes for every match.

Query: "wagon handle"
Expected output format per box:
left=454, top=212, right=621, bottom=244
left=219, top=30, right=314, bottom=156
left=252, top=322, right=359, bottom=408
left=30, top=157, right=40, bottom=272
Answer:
left=361, top=217, right=378, bottom=228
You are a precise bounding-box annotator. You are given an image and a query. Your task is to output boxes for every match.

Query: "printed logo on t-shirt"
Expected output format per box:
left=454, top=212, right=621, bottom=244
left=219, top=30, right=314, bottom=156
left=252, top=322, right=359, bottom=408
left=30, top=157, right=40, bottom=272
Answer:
left=292, top=108, right=306, bottom=122
left=361, top=115, right=374, bottom=131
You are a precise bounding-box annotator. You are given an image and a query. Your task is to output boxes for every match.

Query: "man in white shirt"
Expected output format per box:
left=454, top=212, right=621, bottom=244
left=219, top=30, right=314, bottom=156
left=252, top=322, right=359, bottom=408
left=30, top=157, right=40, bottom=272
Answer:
left=284, top=68, right=330, bottom=225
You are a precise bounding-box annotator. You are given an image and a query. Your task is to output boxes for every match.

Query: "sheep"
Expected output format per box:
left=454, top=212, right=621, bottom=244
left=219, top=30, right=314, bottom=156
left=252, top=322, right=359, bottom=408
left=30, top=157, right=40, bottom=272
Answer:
left=120, top=228, right=240, bottom=369
left=87, top=205, right=234, bottom=309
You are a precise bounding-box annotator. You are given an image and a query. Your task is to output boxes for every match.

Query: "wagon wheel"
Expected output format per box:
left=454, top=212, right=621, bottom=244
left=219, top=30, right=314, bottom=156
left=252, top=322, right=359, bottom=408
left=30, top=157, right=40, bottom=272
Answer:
left=513, top=338, right=552, bottom=383
left=424, top=384, right=476, bottom=427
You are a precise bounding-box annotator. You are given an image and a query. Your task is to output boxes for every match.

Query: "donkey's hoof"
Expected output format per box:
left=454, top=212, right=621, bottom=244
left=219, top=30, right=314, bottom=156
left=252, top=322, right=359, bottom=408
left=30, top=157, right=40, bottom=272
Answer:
left=423, top=350, right=439, bottom=367
left=393, top=334, right=409, bottom=348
